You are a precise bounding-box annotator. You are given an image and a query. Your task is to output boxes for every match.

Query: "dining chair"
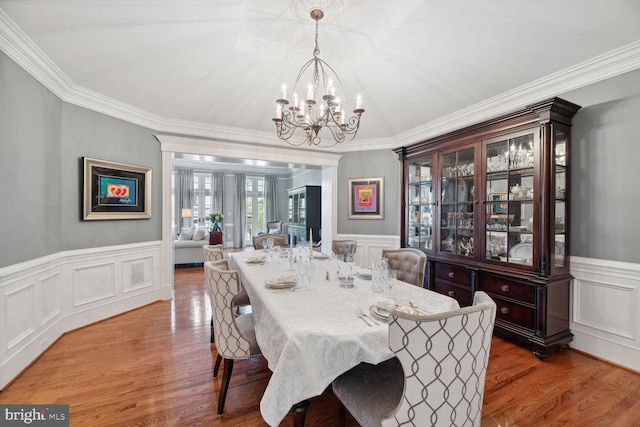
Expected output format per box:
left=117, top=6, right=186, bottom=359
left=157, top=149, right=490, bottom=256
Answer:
left=202, top=244, right=224, bottom=262
left=332, top=291, right=496, bottom=427
left=332, top=239, right=357, bottom=257
left=258, top=220, right=283, bottom=235
left=202, top=245, right=250, bottom=345
left=253, top=234, right=287, bottom=249
left=205, top=260, right=262, bottom=415
left=382, top=248, right=426, bottom=287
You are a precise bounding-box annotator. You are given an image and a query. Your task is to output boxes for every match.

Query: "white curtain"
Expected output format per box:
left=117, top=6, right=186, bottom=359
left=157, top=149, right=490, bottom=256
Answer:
left=264, top=174, right=280, bottom=222
left=175, top=168, right=193, bottom=231
left=231, top=173, right=246, bottom=248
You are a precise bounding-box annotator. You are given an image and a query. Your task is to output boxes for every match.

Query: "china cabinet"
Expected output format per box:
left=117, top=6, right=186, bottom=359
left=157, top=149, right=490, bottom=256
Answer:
left=394, top=98, right=580, bottom=358
left=287, top=186, right=321, bottom=245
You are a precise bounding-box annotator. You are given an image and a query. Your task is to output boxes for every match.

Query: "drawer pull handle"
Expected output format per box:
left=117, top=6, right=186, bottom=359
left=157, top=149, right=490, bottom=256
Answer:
left=448, top=272, right=455, bottom=279
left=501, top=285, right=510, bottom=293
left=500, top=307, right=510, bottom=315
left=447, top=290, right=455, bottom=297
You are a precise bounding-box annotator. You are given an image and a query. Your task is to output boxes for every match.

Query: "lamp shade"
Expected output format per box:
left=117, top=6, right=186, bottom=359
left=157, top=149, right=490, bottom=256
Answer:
left=181, top=208, right=193, bottom=218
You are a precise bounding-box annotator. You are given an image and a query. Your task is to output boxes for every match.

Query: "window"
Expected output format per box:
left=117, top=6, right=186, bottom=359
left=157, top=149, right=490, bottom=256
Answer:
left=245, top=176, right=265, bottom=244
left=193, top=173, right=212, bottom=228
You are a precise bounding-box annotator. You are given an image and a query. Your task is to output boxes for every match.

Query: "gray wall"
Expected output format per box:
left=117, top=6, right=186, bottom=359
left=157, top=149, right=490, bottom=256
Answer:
left=0, top=52, right=161, bottom=268
left=338, top=149, right=401, bottom=235
left=561, top=69, right=640, bottom=263
left=1, top=52, right=62, bottom=267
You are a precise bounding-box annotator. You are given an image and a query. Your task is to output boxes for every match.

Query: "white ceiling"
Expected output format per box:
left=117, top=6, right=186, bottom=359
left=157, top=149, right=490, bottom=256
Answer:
left=1, top=0, right=640, bottom=156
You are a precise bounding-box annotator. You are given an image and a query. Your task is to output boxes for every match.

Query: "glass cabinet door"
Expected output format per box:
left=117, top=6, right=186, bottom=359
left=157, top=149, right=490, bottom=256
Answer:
left=439, top=147, right=475, bottom=256
left=485, top=133, right=535, bottom=267
left=553, top=130, right=567, bottom=268
left=407, top=156, right=434, bottom=251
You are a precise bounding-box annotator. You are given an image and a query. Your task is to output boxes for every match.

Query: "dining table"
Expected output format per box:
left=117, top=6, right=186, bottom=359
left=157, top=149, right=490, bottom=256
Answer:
left=228, top=248, right=460, bottom=427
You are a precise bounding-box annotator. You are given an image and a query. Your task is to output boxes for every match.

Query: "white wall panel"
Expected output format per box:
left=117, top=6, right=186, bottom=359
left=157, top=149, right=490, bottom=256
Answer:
left=336, top=234, right=401, bottom=269
left=570, top=256, right=640, bottom=372
left=0, top=241, right=162, bottom=389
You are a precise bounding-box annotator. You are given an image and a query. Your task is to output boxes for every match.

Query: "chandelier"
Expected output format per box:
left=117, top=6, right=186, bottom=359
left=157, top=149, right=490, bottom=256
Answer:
left=273, top=9, right=365, bottom=147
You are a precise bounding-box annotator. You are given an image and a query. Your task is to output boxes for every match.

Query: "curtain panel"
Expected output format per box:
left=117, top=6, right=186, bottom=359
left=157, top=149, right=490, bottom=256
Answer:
left=175, top=168, right=194, bottom=231
left=264, top=174, right=280, bottom=222
left=231, top=173, right=246, bottom=248
left=212, top=171, right=225, bottom=220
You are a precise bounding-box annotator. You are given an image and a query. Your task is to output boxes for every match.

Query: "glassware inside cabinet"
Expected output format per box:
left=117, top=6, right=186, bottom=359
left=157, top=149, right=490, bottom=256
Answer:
left=553, top=130, right=568, bottom=267
left=440, top=148, right=474, bottom=256
left=407, top=158, right=433, bottom=250
left=485, top=135, right=535, bottom=266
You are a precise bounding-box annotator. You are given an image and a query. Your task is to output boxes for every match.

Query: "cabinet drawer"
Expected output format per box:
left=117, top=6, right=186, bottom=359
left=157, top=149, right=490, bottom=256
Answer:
left=435, top=264, right=471, bottom=287
left=483, top=275, right=535, bottom=304
left=493, top=297, right=535, bottom=330
left=434, top=281, right=472, bottom=307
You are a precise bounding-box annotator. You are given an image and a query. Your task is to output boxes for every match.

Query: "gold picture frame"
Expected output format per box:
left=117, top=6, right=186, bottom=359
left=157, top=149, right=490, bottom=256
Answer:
left=348, top=177, right=384, bottom=220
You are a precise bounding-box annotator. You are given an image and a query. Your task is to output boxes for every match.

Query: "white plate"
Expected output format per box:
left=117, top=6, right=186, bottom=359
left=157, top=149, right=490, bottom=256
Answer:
left=510, top=243, right=532, bottom=259
left=264, top=279, right=297, bottom=289
left=369, top=303, right=418, bottom=320
left=357, top=272, right=372, bottom=280
left=246, top=257, right=267, bottom=264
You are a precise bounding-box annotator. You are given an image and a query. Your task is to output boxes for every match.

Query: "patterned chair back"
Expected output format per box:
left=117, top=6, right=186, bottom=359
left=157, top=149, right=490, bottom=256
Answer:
left=253, top=234, right=287, bottom=249
left=382, top=248, right=426, bottom=287
left=204, top=260, right=253, bottom=359
left=382, top=291, right=496, bottom=427
left=332, top=239, right=358, bottom=257
left=265, top=221, right=283, bottom=234
left=203, top=244, right=224, bottom=262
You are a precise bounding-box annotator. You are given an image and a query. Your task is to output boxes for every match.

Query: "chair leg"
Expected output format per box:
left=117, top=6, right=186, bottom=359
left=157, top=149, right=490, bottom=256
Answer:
left=213, top=355, right=222, bottom=378
left=336, top=400, right=346, bottom=427
left=217, top=358, right=234, bottom=415
left=211, top=315, right=216, bottom=344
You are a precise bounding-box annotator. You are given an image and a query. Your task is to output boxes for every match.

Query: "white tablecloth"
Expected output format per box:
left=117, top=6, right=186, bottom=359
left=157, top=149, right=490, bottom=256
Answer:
left=229, top=250, right=459, bottom=426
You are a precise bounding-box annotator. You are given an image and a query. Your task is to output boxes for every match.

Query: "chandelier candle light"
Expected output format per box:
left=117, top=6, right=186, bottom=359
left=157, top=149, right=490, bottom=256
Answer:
left=273, top=9, right=365, bottom=147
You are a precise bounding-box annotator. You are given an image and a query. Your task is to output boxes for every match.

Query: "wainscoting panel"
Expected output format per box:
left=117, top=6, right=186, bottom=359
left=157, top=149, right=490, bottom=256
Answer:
left=335, top=234, right=401, bottom=269
left=0, top=241, right=162, bottom=390
left=570, top=256, right=640, bottom=372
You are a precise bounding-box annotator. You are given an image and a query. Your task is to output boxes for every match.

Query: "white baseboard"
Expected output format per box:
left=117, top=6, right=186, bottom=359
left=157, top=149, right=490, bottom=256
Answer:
left=0, top=241, right=163, bottom=389
left=570, top=256, right=640, bottom=372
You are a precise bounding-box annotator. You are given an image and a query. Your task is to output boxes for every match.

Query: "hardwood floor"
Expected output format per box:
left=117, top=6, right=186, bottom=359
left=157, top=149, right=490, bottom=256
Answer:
left=1, top=264, right=639, bottom=426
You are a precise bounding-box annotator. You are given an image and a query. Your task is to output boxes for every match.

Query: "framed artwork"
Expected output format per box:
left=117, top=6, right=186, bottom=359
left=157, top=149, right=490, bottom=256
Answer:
left=492, top=192, right=508, bottom=214
left=83, top=157, right=152, bottom=220
left=348, top=177, right=384, bottom=219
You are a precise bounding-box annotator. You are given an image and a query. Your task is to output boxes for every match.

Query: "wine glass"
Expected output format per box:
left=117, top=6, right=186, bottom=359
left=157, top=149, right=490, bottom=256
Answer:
left=264, top=237, right=274, bottom=261
left=346, top=253, right=356, bottom=277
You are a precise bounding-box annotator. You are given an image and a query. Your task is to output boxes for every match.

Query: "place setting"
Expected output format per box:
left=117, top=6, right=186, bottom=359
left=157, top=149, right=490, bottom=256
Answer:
left=368, top=297, right=425, bottom=322
left=245, top=253, right=268, bottom=265
left=264, top=273, right=298, bottom=292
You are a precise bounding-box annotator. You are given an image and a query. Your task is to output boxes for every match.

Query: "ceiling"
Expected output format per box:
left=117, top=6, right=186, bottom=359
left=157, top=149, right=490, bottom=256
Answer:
left=1, top=0, right=640, bottom=158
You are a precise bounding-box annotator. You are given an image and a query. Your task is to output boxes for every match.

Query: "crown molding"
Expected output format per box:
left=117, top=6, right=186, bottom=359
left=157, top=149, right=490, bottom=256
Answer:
left=2, top=9, right=640, bottom=154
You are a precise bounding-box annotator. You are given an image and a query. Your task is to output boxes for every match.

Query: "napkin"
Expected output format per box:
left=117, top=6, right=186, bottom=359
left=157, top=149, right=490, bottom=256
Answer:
left=247, top=254, right=267, bottom=263
left=312, top=252, right=329, bottom=259
left=269, top=274, right=297, bottom=284
left=375, top=298, right=395, bottom=313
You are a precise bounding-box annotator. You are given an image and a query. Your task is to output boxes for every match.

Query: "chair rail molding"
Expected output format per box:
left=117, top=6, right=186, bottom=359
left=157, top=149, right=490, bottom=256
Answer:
left=0, top=241, right=162, bottom=389
left=570, top=256, right=640, bottom=372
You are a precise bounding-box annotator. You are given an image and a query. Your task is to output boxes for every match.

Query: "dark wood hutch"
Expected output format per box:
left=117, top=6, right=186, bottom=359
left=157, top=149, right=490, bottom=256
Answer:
left=393, top=97, right=580, bottom=359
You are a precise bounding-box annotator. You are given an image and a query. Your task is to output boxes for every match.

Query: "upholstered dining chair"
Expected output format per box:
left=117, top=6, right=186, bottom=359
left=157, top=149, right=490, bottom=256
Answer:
left=258, top=220, right=283, bottom=235
left=332, top=291, right=496, bottom=427
left=202, top=245, right=250, bottom=344
left=332, top=239, right=357, bottom=257
left=205, top=260, right=262, bottom=415
left=202, top=244, right=224, bottom=262
left=252, top=233, right=287, bottom=249
left=382, top=248, right=427, bottom=287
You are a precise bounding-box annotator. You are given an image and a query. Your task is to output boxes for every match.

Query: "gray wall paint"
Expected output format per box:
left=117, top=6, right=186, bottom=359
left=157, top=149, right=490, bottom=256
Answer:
left=561, top=69, right=640, bottom=263
left=0, top=52, right=62, bottom=267
left=338, top=149, right=401, bottom=235
left=0, top=52, right=161, bottom=267
left=60, top=104, right=162, bottom=250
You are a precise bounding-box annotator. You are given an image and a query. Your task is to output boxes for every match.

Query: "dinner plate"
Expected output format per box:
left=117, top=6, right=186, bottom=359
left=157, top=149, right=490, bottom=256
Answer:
left=369, top=303, right=418, bottom=320
left=245, top=257, right=267, bottom=264
left=357, top=272, right=372, bottom=280
left=510, top=243, right=532, bottom=260
left=264, top=279, right=297, bottom=289
left=312, top=253, right=330, bottom=260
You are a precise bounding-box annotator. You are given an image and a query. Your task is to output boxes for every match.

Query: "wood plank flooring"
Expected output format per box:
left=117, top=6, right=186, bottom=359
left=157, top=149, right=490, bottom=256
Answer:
left=1, top=265, right=639, bottom=426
